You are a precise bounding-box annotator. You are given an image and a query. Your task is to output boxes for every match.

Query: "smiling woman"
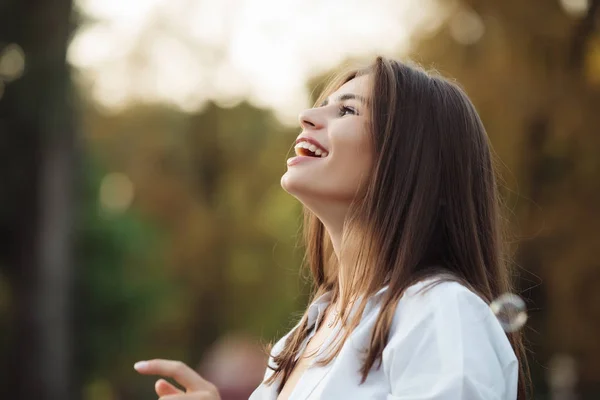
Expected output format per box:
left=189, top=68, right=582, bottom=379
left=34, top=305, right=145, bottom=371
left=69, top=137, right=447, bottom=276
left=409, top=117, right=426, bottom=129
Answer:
left=135, top=56, right=530, bottom=400
left=281, top=74, right=373, bottom=208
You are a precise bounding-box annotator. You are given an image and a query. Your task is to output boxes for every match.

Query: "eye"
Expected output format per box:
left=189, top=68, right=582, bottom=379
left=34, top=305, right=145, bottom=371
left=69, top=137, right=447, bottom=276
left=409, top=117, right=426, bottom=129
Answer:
left=338, top=105, right=357, bottom=117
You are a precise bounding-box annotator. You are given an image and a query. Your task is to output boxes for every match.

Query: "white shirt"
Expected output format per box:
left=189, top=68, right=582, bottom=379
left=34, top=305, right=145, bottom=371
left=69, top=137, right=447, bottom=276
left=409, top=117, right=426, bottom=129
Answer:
left=249, top=278, right=518, bottom=400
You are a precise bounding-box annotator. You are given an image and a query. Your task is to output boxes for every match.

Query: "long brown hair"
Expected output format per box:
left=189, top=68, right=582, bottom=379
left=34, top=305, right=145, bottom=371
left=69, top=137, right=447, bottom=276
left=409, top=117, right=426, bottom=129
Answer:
left=265, top=56, right=530, bottom=399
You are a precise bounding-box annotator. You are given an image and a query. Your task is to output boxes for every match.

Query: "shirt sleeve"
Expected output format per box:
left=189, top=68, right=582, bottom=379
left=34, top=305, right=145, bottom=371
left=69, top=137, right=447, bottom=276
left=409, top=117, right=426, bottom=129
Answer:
left=382, top=281, right=519, bottom=400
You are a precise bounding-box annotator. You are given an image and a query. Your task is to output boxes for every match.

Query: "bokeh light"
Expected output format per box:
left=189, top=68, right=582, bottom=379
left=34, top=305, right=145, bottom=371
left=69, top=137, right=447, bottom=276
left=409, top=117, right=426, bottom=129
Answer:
left=559, top=0, right=590, bottom=17
left=0, top=43, right=26, bottom=82
left=448, top=8, right=485, bottom=45
left=490, top=293, right=528, bottom=333
left=99, top=173, right=135, bottom=213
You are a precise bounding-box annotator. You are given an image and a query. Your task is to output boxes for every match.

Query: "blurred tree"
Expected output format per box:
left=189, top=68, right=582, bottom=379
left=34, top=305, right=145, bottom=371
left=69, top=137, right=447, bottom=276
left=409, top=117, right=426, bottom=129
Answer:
left=73, top=157, right=178, bottom=400
left=33, top=0, right=600, bottom=398
left=0, top=0, right=77, bottom=398
left=81, top=100, right=309, bottom=398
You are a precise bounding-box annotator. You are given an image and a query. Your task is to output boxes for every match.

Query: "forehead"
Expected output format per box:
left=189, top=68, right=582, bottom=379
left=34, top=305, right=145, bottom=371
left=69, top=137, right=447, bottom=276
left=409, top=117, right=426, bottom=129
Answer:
left=330, top=74, right=372, bottom=99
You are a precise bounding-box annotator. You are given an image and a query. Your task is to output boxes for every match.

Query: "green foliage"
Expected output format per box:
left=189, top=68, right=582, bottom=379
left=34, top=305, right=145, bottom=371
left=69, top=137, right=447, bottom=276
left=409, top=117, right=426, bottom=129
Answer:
left=78, top=99, right=310, bottom=396
left=73, top=156, right=178, bottom=384
left=7, top=0, right=597, bottom=396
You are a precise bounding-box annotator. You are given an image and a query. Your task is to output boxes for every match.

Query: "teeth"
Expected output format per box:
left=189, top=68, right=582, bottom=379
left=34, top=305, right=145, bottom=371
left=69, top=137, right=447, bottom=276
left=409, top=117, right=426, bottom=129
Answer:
left=294, top=141, right=329, bottom=158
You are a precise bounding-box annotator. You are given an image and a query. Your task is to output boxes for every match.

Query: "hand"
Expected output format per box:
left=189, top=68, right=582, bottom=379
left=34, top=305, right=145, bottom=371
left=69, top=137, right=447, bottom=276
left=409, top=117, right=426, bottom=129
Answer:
left=134, top=359, right=221, bottom=400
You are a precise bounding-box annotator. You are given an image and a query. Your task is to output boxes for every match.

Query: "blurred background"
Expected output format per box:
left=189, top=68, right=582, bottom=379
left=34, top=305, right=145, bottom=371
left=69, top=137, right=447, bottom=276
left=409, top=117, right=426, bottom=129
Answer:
left=0, top=0, right=599, bottom=399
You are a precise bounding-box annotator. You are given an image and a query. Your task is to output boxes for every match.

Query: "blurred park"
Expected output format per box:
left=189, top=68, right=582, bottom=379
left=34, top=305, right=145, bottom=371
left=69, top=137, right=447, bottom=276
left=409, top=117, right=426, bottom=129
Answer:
left=1, top=0, right=600, bottom=399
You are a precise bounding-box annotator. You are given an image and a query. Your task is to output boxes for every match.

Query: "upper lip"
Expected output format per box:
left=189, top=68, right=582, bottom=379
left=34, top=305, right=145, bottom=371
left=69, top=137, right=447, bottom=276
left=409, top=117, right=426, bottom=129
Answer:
left=294, top=136, right=329, bottom=153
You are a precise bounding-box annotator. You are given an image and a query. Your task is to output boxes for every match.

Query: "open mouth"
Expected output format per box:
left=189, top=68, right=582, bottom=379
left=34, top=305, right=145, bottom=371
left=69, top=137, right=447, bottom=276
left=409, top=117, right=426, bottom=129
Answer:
left=294, top=141, right=329, bottom=158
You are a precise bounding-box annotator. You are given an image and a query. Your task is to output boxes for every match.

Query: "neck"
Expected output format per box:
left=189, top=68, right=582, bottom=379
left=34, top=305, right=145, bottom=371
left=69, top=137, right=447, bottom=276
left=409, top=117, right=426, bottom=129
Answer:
left=322, top=221, right=344, bottom=297
left=299, top=199, right=353, bottom=298
left=304, top=207, right=345, bottom=292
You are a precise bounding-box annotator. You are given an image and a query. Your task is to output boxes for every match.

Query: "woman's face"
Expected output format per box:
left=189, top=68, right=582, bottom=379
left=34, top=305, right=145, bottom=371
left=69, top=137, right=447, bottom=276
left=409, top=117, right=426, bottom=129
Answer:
left=281, top=74, right=373, bottom=211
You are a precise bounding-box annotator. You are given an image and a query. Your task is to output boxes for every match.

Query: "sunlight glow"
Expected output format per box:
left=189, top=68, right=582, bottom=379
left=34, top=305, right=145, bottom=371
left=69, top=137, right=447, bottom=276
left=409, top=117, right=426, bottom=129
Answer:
left=559, top=0, right=590, bottom=17
left=69, top=0, right=446, bottom=123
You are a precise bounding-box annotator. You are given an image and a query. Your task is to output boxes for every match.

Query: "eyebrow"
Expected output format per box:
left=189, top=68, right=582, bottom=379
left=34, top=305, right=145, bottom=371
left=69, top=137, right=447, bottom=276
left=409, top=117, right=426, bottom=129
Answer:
left=319, top=93, right=369, bottom=107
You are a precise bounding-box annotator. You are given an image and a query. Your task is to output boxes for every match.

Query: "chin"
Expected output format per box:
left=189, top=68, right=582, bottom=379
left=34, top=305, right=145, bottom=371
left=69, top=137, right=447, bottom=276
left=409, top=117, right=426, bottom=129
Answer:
left=280, top=171, right=300, bottom=195
left=280, top=173, right=329, bottom=205
left=280, top=172, right=311, bottom=200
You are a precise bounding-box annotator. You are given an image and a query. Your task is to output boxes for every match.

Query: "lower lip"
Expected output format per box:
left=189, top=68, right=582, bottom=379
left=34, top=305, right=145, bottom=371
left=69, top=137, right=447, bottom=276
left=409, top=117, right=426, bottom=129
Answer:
left=286, top=155, right=324, bottom=166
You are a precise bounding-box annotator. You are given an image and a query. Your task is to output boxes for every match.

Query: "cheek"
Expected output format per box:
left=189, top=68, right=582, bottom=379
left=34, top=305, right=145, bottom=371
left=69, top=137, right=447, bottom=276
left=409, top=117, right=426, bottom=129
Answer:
left=330, top=150, right=373, bottom=190
left=327, top=130, right=373, bottom=193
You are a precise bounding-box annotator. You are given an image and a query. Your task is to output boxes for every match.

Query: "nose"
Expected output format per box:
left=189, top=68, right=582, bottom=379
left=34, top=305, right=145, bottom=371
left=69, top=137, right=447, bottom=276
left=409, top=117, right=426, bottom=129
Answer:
left=298, top=108, right=324, bottom=130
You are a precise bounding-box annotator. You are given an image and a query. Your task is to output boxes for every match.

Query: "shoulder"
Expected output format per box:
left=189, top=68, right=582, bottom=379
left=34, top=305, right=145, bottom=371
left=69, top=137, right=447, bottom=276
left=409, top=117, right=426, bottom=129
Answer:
left=382, top=282, right=518, bottom=400
left=383, top=278, right=516, bottom=362
left=390, top=278, right=492, bottom=331
left=382, top=278, right=519, bottom=398
left=384, top=280, right=516, bottom=376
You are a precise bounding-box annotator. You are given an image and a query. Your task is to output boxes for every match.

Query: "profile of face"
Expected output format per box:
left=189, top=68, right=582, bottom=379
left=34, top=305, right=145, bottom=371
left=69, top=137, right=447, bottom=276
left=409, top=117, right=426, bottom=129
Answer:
left=281, top=74, right=373, bottom=217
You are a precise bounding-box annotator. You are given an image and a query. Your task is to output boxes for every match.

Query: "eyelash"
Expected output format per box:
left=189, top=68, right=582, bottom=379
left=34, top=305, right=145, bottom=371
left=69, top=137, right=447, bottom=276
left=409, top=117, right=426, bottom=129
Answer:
left=338, top=105, right=357, bottom=117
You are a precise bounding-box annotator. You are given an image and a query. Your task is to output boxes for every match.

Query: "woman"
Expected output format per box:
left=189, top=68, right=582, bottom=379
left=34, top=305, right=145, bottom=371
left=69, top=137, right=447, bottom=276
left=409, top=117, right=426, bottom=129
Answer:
left=134, top=56, right=529, bottom=399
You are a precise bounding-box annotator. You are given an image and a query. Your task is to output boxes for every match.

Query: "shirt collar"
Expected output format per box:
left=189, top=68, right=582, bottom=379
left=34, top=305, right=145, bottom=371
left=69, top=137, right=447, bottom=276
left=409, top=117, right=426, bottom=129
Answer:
left=373, top=284, right=390, bottom=297
left=306, top=291, right=332, bottom=328
left=306, top=284, right=390, bottom=327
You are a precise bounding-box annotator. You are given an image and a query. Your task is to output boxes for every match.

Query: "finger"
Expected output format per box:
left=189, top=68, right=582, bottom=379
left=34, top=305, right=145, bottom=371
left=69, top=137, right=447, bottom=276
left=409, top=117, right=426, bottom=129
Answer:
left=155, top=378, right=183, bottom=397
left=134, top=359, right=207, bottom=391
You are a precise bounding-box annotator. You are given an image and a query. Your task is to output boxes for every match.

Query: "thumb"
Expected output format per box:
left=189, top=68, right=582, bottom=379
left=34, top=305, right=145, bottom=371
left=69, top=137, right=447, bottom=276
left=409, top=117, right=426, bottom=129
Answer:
left=155, top=379, right=183, bottom=397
